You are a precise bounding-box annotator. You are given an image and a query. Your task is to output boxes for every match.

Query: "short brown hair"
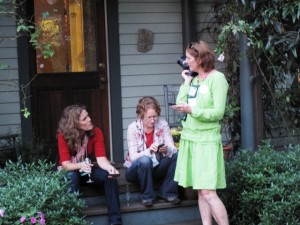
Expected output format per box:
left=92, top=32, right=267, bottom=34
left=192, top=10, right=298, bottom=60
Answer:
left=136, top=96, right=161, bottom=119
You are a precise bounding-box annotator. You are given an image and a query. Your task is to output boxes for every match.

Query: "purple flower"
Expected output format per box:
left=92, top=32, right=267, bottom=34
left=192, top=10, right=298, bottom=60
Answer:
left=0, top=209, right=4, bottom=217
left=20, top=216, right=26, bottom=223
left=30, top=217, right=37, bottom=224
left=40, top=218, right=46, bottom=225
left=37, top=212, right=45, bottom=219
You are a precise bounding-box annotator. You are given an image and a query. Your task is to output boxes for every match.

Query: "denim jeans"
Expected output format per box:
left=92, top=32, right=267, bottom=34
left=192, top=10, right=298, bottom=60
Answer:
left=125, top=152, right=178, bottom=201
left=66, top=167, right=122, bottom=225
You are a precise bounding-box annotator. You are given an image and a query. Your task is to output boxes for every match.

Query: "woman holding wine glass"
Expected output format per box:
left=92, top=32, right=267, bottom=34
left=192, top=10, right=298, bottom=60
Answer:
left=57, top=104, right=122, bottom=225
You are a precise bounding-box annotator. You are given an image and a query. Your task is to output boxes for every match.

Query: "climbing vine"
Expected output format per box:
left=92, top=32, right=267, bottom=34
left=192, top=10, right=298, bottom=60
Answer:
left=205, top=0, right=300, bottom=147
left=0, top=1, right=55, bottom=118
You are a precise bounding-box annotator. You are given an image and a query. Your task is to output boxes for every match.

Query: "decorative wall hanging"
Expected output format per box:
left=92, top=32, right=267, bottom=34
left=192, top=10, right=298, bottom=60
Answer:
left=137, top=28, right=154, bottom=53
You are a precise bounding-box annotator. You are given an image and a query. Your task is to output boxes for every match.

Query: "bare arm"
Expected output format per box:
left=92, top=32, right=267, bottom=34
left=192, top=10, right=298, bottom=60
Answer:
left=96, top=156, right=119, bottom=175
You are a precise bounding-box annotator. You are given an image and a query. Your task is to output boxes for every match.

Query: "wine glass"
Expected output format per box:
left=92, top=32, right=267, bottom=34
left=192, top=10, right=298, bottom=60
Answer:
left=125, top=184, right=131, bottom=207
left=85, top=158, right=94, bottom=183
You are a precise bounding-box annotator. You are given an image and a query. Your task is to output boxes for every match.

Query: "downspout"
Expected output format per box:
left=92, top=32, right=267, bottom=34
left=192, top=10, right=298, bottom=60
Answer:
left=239, top=33, right=256, bottom=151
left=181, top=0, right=197, bottom=52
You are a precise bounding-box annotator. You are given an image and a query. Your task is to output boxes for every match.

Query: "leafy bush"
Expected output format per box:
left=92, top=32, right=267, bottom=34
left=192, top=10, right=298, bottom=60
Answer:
left=0, top=160, right=90, bottom=225
left=219, top=143, right=300, bottom=225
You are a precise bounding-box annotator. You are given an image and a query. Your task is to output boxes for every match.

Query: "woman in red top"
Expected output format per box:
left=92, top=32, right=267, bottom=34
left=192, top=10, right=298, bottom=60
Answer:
left=57, top=104, right=122, bottom=225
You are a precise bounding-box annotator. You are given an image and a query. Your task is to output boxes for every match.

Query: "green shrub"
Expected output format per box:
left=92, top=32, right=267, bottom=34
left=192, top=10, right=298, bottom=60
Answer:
left=0, top=160, right=91, bottom=225
left=219, top=143, right=300, bottom=225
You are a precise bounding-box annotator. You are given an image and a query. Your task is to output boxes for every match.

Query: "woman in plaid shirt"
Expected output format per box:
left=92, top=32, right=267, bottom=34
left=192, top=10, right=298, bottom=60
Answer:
left=124, top=96, right=180, bottom=207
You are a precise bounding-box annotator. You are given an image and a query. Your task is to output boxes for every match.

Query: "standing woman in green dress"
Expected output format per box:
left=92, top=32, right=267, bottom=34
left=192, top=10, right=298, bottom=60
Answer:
left=172, top=40, right=229, bottom=225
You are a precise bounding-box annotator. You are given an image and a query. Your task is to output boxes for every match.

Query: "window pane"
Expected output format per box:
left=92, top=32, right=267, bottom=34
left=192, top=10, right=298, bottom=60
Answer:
left=34, top=0, right=97, bottom=73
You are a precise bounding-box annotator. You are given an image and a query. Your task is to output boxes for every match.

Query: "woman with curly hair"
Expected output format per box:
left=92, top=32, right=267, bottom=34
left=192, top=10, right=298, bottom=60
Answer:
left=57, top=104, right=122, bottom=225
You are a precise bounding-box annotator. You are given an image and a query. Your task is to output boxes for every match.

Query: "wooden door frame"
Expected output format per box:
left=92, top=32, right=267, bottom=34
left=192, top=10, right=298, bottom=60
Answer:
left=17, top=0, right=124, bottom=163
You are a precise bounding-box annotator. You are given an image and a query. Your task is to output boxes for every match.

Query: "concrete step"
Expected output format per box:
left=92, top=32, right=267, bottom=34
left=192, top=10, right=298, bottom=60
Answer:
left=81, top=163, right=200, bottom=225
left=84, top=199, right=200, bottom=225
left=165, top=221, right=201, bottom=225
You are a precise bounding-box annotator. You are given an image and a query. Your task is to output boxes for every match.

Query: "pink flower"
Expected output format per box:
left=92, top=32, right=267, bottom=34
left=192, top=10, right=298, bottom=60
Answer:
left=37, top=212, right=45, bottom=219
left=40, top=218, right=46, bottom=225
left=30, top=217, right=37, bottom=224
left=0, top=209, right=4, bottom=217
left=20, top=216, right=26, bottom=223
left=217, top=52, right=225, bottom=62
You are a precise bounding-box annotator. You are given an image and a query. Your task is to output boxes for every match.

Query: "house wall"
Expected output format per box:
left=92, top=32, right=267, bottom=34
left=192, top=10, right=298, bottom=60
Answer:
left=0, top=4, right=21, bottom=135
left=119, top=0, right=218, bottom=155
left=119, top=0, right=184, bottom=154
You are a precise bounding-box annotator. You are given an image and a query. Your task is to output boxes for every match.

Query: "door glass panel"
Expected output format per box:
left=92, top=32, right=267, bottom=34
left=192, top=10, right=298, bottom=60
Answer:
left=34, top=0, right=97, bottom=73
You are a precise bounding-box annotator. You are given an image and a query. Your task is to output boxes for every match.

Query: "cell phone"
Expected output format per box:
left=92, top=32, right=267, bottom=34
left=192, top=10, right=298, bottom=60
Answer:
left=157, top=143, right=164, bottom=150
left=168, top=103, right=176, bottom=106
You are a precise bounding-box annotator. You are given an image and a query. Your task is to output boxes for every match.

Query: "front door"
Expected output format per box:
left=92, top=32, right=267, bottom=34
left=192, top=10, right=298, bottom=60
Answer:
left=30, top=0, right=110, bottom=157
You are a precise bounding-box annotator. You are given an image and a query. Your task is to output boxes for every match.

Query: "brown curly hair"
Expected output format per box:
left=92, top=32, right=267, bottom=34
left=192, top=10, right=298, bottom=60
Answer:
left=57, top=104, right=93, bottom=154
left=186, top=40, right=215, bottom=73
left=136, top=96, right=161, bottom=119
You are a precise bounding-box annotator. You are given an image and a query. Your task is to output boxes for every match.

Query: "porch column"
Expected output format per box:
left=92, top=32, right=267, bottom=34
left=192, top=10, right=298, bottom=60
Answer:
left=181, top=0, right=197, bottom=51
left=239, top=33, right=256, bottom=151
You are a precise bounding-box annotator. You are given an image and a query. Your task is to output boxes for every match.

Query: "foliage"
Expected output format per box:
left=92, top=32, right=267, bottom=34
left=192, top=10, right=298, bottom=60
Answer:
left=0, top=160, right=90, bottom=225
left=219, top=143, right=300, bottom=225
left=0, top=1, right=55, bottom=118
left=1, top=207, right=45, bottom=225
left=17, top=134, right=53, bottom=164
left=207, top=0, right=300, bottom=146
left=170, top=126, right=182, bottom=149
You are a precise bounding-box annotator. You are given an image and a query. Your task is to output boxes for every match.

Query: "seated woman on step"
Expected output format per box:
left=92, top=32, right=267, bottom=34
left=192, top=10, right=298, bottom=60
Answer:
left=124, top=96, right=180, bottom=207
left=57, top=104, right=122, bottom=225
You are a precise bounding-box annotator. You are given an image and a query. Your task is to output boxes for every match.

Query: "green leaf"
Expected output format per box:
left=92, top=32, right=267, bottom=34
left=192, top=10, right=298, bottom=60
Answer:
left=0, top=63, right=9, bottom=70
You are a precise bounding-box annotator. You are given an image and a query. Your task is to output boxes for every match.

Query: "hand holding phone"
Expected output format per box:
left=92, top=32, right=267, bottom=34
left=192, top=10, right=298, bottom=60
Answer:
left=168, top=102, right=176, bottom=106
left=157, top=143, right=164, bottom=151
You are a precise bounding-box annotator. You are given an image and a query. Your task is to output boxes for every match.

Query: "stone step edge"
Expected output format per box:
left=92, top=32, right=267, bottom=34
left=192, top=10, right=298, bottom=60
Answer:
left=84, top=199, right=198, bottom=216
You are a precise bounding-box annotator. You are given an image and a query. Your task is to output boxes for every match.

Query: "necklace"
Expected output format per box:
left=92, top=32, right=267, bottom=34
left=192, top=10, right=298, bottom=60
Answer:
left=197, top=70, right=212, bottom=83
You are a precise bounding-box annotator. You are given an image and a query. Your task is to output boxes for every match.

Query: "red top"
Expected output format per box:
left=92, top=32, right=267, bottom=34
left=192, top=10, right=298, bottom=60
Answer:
left=58, top=127, right=107, bottom=165
left=144, top=131, right=154, bottom=148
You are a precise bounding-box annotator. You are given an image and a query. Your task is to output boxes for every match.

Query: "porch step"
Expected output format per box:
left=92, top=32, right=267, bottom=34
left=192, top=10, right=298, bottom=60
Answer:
left=84, top=199, right=200, bottom=225
left=165, top=221, right=201, bottom=225
left=81, top=164, right=200, bottom=225
left=84, top=197, right=198, bottom=216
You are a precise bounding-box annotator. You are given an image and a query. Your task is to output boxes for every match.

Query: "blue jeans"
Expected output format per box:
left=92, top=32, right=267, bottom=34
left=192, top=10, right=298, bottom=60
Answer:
left=125, top=152, right=179, bottom=201
left=66, top=167, right=122, bottom=225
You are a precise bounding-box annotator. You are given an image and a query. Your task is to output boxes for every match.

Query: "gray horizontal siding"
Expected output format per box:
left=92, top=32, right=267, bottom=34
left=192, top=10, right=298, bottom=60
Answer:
left=119, top=0, right=183, bottom=152
left=0, top=26, right=17, bottom=37
left=0, top=3, right=21, bottom=135
left=0, top=69, right=18, bottom=80
left=0, top=91, right=20, bottom=104
left=119, top=3, right=180, bottom=13
left=122, top=74, right=181, bottom=87
left=0, top=102, right=20, bottom=114
left=119, top=12, right=181, bottom=24
left=120, top=33, right=182, bottom=44
left=0, top=47, right=17, bottom=58
left=121, top=64, right=182, bottom=76
left=0, top=38, right=17, bottom=47
left=0, top=124, right=20, bottom=135
left=120, top=43, right=183, bottom=55
left=121, top=53, right=181, bottom=65
left=119, top=23, right=182, bottom=34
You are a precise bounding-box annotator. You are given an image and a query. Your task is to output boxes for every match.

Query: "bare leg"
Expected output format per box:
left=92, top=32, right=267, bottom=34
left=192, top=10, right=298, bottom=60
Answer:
left=198, top=190, right=213, bottom=225
left=199, top=190, right=229, bottom=225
